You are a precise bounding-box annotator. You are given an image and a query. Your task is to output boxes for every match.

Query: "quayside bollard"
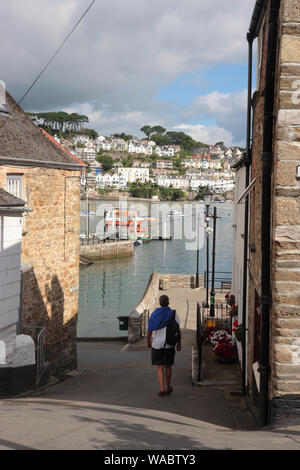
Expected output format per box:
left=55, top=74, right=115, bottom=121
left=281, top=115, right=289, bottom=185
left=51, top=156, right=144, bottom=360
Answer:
left=128, top=311, right=141, bottom=344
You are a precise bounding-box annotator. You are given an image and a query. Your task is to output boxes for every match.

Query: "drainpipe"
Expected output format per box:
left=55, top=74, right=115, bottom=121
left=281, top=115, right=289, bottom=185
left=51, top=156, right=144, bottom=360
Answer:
left=241, top=32, right=254, bottom=396
left=259, top=0, right=281, bottom=427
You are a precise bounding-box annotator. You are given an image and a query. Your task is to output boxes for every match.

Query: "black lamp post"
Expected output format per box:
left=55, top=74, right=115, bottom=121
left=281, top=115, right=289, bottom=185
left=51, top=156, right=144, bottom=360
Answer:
left=208, top=205, right=221, bottom=317
left=196, top=209, right=200, bottom=288
left=203, top=187, right=213, bottom=308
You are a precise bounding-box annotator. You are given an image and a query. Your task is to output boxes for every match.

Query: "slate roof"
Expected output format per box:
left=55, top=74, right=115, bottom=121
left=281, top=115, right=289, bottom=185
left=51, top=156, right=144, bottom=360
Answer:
left=41, top=129, right=86, bottom=166
left=0, top=188, right=25, bottom=207
left=0, top=91, right=84, bottom=170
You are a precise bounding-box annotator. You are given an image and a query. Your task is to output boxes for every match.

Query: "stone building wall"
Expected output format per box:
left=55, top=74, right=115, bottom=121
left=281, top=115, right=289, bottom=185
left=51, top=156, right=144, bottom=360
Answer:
left=0, top=165, right=81, bottom=376
left=248, top=0, right=300, bottom=423
left=247, top=2, right=270, bottom=396
left=271, top=0, right=300, bottom=414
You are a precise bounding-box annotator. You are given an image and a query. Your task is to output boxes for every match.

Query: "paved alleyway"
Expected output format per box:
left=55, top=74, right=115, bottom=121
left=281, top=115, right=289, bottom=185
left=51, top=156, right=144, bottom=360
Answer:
left=0, top=304, right=300, bottom=449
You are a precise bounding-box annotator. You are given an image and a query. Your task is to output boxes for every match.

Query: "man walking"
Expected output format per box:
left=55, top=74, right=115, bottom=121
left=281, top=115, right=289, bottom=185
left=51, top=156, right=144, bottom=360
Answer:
left=147, top=295, right=181, bottom=396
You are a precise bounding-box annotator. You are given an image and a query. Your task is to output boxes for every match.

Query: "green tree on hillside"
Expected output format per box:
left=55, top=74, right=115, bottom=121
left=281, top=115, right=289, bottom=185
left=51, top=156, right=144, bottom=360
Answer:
left=140, top=126, right=153, bottom=139
left=150, top=134, right=173, bottom=146
left=26, top=111, right=98, bottom=139
left=96, top=154, right=114, bottom=171
left=151, top=125, right=166, bottom=135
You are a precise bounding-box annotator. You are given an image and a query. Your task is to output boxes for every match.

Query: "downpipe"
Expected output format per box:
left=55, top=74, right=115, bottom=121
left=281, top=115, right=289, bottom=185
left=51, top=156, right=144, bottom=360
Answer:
left=259, top=0, right=281, bottom=427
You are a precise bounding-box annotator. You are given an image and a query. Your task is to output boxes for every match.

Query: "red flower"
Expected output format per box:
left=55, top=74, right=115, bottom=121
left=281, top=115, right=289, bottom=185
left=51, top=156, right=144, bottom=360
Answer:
left=212, top=342, right=237, bottom=358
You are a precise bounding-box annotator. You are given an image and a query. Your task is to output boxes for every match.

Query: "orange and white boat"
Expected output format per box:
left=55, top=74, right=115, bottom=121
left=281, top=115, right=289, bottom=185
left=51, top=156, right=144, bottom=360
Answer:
left=104, top=209, right=154, bottom=235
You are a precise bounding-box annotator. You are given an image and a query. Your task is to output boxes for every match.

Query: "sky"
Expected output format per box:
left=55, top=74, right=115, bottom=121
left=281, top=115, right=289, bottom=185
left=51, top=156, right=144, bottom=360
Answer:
left=0, top=0, right=256, bottom=147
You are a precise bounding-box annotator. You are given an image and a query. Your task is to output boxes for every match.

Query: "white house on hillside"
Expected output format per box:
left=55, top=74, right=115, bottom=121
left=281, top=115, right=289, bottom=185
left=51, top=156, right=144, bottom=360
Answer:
left=96, top=173, right=127, bottom=190
left=118, top=167, right=149, bottom=183
left=155, top=146, right=175, bottom=158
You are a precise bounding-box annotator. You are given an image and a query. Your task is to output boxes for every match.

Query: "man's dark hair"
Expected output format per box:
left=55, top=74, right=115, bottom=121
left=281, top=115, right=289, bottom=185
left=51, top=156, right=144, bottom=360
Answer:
left=159, top=295, right=169, bottom=307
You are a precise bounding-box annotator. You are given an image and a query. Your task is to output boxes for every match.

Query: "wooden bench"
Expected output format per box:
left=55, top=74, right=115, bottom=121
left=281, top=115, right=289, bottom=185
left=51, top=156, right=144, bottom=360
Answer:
left=221, top=280, right=232, bottom=292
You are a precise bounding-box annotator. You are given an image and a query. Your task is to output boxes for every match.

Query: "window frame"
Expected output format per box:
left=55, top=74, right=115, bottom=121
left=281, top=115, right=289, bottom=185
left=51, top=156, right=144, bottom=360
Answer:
left=6, top=174, right=23, bottom=200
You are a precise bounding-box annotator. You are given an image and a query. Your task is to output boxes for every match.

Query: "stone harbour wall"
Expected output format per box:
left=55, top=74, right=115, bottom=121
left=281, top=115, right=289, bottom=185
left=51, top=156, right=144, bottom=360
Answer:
left=128, top=272, right=202, bottom=343
left=80, top=241, right=134, bottom=261
left=128, top=272, right=160, bottom=343
left=159, top=273, right=202, bottom=289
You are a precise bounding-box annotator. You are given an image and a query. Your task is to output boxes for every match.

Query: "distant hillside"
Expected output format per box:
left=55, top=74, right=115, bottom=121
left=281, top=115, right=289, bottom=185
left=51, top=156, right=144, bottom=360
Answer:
left=27, top=111, right=98, bottom=139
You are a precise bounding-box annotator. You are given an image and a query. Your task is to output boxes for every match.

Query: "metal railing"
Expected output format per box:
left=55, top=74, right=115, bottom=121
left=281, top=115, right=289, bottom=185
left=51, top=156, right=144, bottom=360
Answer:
left=201, top=302, right=233, bottom=333
left=23, top=326, right=46, bottom=375
left=196, top=302, right=233, bottom=382
left=204, top=271, right=232, bottom=290
left=196, top=302, right=204, bottom=382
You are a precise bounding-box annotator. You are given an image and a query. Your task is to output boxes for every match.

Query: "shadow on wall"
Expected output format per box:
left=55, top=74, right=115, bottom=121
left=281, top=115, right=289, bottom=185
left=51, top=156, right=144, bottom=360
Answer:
left=22, top=268, right=77, bottom=377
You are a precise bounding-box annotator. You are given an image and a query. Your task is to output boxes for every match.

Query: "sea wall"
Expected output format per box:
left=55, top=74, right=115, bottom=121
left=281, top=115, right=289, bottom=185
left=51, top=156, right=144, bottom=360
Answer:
left=80, top=241, right=134, bottom=261
left=128, top=272, right=203, bottom=343
left=128, top=272, right=159, bottom=343
left=159, top=273, right=204, bottom=289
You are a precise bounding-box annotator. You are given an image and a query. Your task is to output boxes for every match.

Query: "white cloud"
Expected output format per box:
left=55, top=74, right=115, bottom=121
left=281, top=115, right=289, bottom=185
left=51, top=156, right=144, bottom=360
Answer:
left=0, top=0, right=254, bottom=144
left=173, top=124, right=235, bottom=147
left=181, top=90, right=248, bottom=145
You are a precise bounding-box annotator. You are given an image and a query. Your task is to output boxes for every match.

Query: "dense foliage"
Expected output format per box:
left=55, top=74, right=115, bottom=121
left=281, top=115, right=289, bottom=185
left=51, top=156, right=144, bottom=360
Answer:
left=128, top=181, right=186, bottom=200
left=27, top=111, right=98, bottom=139
left=140, top=125, right=209, bottom=153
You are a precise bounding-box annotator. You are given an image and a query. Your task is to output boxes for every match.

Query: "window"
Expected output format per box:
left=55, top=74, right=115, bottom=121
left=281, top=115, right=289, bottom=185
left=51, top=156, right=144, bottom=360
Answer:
left=0, top=103, right=9, bottom=116
left=6, top=174, right=23, bottom=199
left=0, top=81, right=8, bottom=116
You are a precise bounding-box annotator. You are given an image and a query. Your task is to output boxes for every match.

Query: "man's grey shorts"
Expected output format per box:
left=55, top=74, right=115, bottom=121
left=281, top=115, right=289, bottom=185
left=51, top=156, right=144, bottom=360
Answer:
left=151, top=348, right=175, bottom=366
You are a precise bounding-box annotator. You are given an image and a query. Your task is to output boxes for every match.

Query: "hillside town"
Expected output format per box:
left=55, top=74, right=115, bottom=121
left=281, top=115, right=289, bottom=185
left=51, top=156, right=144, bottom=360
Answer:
left=50, top=133, right=238, bottom=196
left=0, top=0, right=300, bottom=453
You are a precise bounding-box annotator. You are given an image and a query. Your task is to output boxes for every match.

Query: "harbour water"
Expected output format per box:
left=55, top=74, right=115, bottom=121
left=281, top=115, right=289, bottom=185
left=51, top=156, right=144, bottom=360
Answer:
left=78, top=199, right=234, bottom=338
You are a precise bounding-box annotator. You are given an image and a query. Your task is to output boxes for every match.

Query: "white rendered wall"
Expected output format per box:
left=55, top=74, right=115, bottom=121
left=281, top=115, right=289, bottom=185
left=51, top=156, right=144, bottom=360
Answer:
left=232, top=167, right=248, bottom=367
left=0, top=211, right=35, bottom=367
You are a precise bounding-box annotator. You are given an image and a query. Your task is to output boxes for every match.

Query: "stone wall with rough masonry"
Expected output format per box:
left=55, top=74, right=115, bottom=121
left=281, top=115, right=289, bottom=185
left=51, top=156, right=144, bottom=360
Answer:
left=128, top=272, right=159, bottom=343
left=271, top=0, right=300, bottom=418
left=160, top=273, right=201, bottom=289
left=249, top=0, right=300, bottom=425
left=0, top=165, right=81, bottom=377
left=80, top=241, right=134, bottom=261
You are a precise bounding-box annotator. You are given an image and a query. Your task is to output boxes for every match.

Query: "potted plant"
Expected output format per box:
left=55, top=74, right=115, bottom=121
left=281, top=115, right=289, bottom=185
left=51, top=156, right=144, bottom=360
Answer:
left=232, top=321, right=244, bottom=343
left=229, top=305, right=238, bottom=318
left=209, top=329, right=238, bottom=362
left=211, top=342, right=238, bottom=362
left=225, top=293, right=236, bottom=307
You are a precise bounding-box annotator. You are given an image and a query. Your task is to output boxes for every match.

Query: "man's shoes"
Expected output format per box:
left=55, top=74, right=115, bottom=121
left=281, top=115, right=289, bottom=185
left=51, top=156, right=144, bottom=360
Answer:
left=166, top=386, right=173, bottom=395
left=158, top=391, right=165, bottom=397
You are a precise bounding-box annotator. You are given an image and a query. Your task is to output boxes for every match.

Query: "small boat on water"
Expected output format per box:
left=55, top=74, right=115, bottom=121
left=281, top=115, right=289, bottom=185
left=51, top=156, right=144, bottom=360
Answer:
left=140, top=237, right=151, bottom=243
left=104, top=209, right=155, bottom=238
left=168, top=210, right=184, bottom=218
left=80, top=210, right=96, bottom=217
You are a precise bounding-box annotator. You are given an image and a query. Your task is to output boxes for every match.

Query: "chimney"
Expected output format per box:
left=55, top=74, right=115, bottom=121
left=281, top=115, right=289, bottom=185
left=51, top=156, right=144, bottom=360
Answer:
left=0, top=81, right=8, bottom=115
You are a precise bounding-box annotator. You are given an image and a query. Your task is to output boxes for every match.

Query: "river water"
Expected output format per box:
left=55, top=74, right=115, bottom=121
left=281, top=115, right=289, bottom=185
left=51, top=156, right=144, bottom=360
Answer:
left=78, top=199, right=234, bottom=338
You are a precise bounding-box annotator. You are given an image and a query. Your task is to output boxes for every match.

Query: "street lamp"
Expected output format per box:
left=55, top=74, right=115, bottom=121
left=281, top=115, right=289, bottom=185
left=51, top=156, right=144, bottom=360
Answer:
left=203, top=186, right=213, bottom=307
left=196, top=209, right=200, bottom=288
left=204, top=186, right=213, bottom=208
left=209, top=206, right=220, bottom=318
